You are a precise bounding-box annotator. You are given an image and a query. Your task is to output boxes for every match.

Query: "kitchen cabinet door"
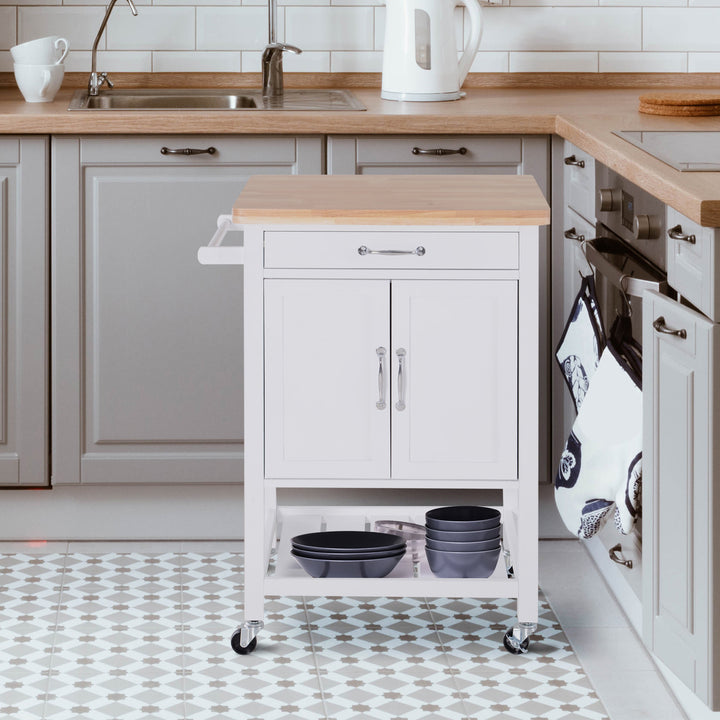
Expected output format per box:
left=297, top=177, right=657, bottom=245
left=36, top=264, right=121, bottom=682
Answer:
left=264, top=279, right=391, bottom=479
left=52, top=136, right=323, bottom=485
left=391, top=280, right=518, bottom=480
left=643, top=291, right=720, bottom=709
left=0, top=137, right=49, bottom=486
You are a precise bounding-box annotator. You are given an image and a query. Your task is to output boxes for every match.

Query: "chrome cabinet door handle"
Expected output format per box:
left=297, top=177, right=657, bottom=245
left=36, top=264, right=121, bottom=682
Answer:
left=609, top=543, right=633, bottom=569
left=564, top=154, right=585, bottom=168
left=160, top=146, right=217, bottom=156
left=653, top=316, right=687, bottom=339
left=395, top=348, right=406, bottom=411
left=358, top=245, right=426, bottom=257
left=412, top=146, right=467, bottom=156
left=564, top=227, right=585, bottom=242
left=667, top=224, right=696, bottom=245
left=376, top=347, right=387, bottom=410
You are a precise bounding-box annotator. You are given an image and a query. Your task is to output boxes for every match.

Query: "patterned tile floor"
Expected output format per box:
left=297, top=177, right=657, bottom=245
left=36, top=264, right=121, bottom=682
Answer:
left=0, top=542, right=673, bottom=720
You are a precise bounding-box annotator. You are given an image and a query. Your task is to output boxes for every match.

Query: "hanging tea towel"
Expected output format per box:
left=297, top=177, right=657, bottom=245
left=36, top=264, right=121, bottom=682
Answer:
left=555, top=275, right=605, bottom=412
left=554, top=344, right=642, bottom=539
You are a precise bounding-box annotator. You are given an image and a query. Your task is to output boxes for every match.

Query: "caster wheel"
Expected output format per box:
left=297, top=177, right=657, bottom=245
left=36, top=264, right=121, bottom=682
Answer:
left=231, top=630, right=258, bottom=655
left=503, top=629, right=530, bottom=655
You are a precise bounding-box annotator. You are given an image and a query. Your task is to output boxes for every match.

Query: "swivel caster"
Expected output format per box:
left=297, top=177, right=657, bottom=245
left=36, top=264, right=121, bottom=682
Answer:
left=230, top=619, right=264, bottom=655
left=503, top=629, right=530, bottom=654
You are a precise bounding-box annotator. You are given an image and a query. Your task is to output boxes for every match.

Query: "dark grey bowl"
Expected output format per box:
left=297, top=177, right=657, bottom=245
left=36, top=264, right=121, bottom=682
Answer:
left=291, top=545, right=406, bottom=561
left=291, top=549, right=404, bottom=578
left=292, top=530, right=405, bottom=554
left=425, top=537, right=500, bottom=553
left=425, top=524, right=501, bottom=542
left=425, top=506, right=501, bottom=531
left=425, top=545, right=501, bottom=578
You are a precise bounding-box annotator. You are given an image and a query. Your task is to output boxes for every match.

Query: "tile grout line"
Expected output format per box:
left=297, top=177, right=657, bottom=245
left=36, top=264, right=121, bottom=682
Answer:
left=300, top=595, right=332, bottom=720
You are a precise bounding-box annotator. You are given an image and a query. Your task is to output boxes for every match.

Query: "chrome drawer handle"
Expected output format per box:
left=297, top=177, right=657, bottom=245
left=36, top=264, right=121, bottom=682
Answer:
left=668, top=224, right=696, bottom=245
left=564, top=154, right=585, bottom=168
left=376, top=347, right=387, bottom=410
left=358, top=245, right=426, bottom=257
left=412, top=146, right=467, bottom=156
left=653, top=316, right=687, bottom=339
left=395, top=348, right=406, bottom=411
left=564, top=227, right=585, bottom=242
left=160, top=146, right=217, bottom=156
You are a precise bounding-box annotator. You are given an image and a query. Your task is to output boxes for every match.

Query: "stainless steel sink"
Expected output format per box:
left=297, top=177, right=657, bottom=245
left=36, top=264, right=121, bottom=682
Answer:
left=68, top=88, right=365, bottom=111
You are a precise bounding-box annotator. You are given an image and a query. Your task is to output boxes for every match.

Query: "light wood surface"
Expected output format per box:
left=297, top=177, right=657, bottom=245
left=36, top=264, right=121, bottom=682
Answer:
left=232, top=175, right=550, bottom=226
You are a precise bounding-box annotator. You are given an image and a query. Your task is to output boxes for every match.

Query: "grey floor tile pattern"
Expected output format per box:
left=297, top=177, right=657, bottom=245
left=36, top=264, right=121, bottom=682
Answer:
left=0, top=549, right=610, bottom=720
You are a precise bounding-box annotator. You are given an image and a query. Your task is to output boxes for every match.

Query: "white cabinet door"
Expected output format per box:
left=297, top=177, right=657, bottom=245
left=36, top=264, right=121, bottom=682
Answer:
left=643, top=290, right=720, bottom=708
left=264, top=280, right=391, bottom=478
left=391, top=280, right=518, bottom=480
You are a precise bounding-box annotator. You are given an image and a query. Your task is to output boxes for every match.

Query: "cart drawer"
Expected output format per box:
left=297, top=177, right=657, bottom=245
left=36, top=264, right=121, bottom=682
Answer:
left=264, top=230, right=520, bottom=269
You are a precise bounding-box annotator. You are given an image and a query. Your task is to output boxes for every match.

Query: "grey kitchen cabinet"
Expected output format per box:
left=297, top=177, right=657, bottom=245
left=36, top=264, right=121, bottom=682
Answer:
left=0, top=137, right=49, bottom=486
left=51, top=135, right=323, bottom=485
left=643, top=290, right=720, bottom=709
left=328, top=134, right=553, bottom=481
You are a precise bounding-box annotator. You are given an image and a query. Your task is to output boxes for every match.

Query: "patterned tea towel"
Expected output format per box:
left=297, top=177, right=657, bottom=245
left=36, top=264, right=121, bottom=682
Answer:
left=555, top=344, right=642, bottom=539
left=555, top=274, right=605, bottom=412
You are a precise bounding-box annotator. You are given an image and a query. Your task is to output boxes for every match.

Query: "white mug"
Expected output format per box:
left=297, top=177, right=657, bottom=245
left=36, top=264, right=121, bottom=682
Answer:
left=11, top=36, right=69, bottom=66
left=13, top=63, right=65, bottom=103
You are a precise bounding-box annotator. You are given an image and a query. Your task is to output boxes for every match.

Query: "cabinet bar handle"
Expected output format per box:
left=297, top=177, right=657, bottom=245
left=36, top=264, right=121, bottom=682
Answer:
left=395, top=348, right=407, bottom=411
left=376, top=347, right=387, bottom=410
left=412, top=146, right=467, bottom=156
left=358, top=245, right=426, bottom=257
left=653, top=316, right=687, bottom=339
left=161, top=146, right=217, bottom=156
left=564, top=227, right=585, bottom=242
left=667, top=224, right=696, bottom=245
left=609, top=543, right=633, bottom=569
left=564, top=154, right=585, bottom=168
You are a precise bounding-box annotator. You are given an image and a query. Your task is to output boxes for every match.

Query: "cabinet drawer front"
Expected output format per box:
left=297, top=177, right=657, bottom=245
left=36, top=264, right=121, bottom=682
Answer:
left=355, top=136, right=522, bottom=167
left=0, top=138, right=20, bottom=164
left=563, top=141, right=595, bottom=224
left=666, top=207, right=720, bottom=321
left=264, top=231, right=519, bottom=269
left=80, top=136, right=300, bottom=164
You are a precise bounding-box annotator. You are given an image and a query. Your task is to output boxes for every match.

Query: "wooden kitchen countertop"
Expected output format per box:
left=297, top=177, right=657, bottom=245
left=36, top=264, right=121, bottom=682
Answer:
left=3, top=84, right=720, bottom=225
left=233, top=175, right=550, bottom=226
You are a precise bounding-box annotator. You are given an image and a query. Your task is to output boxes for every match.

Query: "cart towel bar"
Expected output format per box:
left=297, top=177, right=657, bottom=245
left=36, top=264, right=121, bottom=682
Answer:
left=198, top=214, right=245, bottom=265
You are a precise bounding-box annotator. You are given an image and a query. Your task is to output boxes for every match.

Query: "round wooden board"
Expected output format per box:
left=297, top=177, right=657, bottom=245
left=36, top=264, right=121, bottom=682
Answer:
left=639, top=92, right=720, bottom=106
left=639, top=100, right=720, bottom=116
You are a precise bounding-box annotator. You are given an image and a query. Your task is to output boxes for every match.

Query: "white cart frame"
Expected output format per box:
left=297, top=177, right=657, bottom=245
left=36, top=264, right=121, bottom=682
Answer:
left=200, top=216, right=540, bottom=654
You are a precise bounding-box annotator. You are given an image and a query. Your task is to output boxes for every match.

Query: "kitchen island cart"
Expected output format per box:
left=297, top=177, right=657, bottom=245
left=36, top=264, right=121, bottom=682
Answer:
left=199, top=174, right=550, bottom=655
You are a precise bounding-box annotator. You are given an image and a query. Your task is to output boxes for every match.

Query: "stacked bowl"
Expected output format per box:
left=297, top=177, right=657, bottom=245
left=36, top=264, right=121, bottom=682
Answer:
left=291, top=530, right=406, bottom=578
left=425, top=506, right=502, bottom=578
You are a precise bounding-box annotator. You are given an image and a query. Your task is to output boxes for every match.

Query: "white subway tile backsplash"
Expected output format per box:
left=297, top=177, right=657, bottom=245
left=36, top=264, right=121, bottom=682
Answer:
left=644, top=8, right=720, bottom=50
left=197, top=7, right=270, bottom=51
left=63, top=51, right=152, bottom=73
left=18, top=7, right=104, bottom=50
left=510, top=51, right=598, bottom=71
left=0, top=8, right=15, bottom=48
left=152, top=51, right=242, bottom=73
left=107, top=7, right=195, bottom=51
left=599, top=51, right=687, bottom=72
left=0, top=1, right=717, bottom=75
left=480, top=7, right=641, bottom=51
left=286, top=7, right=374, bottom=51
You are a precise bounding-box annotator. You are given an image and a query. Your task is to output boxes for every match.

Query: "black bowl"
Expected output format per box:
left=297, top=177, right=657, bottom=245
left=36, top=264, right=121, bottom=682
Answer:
left=425, top=524, right=501, bottom=542
left=291, top=545, right=406, bottom=561
left=425, top=506, right=501, bottom=531
left=292, top=530, right=405, bottom=554
left=425, top=545, right=501, bottom=578
left=291, top=549, right=405, bottom=578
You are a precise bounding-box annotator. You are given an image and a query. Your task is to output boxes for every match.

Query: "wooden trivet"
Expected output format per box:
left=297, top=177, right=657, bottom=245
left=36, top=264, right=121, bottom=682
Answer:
left=639, top=92, right=720, bottom=116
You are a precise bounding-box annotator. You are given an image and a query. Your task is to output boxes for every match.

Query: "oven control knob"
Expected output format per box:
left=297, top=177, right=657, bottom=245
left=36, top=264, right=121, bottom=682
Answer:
left=633, top=214, right=660, bottom=240
left=599, top=188, right=621, bottom=212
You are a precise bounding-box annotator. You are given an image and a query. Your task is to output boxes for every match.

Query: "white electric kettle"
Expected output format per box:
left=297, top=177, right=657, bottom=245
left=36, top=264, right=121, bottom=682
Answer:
left=381, top=0, right=483, bottom=102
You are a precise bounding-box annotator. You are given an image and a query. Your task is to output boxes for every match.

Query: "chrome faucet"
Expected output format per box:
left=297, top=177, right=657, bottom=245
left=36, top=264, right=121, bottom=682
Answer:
left=88, top=0, right=138, bottom=96
left=262, top=0, right=301, bottom=98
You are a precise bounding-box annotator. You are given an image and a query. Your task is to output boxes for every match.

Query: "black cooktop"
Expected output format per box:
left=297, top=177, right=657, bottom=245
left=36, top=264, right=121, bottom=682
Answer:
left=613, top=130, right=720, bottom=172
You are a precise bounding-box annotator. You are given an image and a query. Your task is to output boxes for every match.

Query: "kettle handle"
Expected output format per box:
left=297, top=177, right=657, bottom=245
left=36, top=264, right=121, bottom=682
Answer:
left=456, top=0, right=483, bottom=87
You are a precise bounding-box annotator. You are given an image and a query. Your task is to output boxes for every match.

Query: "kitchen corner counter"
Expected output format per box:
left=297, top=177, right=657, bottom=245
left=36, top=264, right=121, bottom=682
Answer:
left=3, top=85, right=720, bottom=225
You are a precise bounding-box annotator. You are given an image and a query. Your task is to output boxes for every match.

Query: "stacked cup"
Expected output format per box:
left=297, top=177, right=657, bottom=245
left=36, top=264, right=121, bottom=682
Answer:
left=11, top=36, right=68, bottom=103
left=425, top=505, right=502, bottom=578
